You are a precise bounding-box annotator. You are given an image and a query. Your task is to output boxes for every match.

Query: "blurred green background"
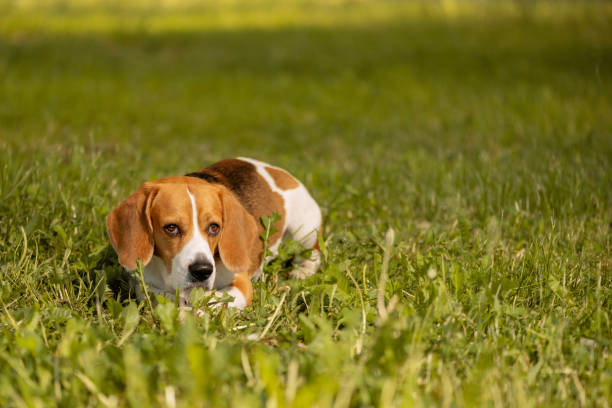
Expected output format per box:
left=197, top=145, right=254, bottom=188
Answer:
left=0, top=1, right=611, bottom=406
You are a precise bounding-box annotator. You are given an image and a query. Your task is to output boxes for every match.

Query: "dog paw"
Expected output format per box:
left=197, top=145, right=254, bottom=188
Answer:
left=290, top=250, right=321, bottom=279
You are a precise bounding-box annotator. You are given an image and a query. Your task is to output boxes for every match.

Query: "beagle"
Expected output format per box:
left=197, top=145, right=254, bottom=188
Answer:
left=107, top=157, right=322, bottom=309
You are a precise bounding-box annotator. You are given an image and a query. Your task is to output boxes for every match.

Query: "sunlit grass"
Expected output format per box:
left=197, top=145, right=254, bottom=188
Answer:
left=2, top=0, right=611, bottom=34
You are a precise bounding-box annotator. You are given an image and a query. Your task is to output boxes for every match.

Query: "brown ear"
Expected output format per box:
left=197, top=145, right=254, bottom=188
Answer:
left=106, top=183, right=157, bottom=271
left=218, top=188, right=259, bottom=274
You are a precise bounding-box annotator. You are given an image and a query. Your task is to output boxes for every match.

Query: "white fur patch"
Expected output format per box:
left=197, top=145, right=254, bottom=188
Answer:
left=237, top=157, right=322, bottom=277
left=205, top=286, right=247, bottom=310
left=169, top=189, right=216, bottom=290
left=143, top=255, right=170, bottom=291
left=225, top=286, right=247, bottom=309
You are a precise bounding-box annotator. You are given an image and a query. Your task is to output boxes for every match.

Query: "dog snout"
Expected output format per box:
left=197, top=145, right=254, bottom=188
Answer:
left=188, top=260, right=214, bottom=282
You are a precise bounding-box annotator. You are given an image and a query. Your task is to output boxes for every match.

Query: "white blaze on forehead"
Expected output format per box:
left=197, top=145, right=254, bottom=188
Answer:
left=169, top=188, right=216, bottom=290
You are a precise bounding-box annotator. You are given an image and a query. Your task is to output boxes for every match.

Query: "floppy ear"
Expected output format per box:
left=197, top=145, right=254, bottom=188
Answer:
left=106, top=183, right=157, bottom=271
left=218, top=188, right=259, bottom=274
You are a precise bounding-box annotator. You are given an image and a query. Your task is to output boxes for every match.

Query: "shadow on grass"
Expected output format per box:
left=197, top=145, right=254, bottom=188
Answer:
left=2, top=18, right=610, bottom=81
left=1, top=11, right=611, bottom=159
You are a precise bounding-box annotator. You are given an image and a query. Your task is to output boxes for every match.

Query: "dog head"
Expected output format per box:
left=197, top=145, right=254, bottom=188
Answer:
left=106, top=177, right=258, bottom=290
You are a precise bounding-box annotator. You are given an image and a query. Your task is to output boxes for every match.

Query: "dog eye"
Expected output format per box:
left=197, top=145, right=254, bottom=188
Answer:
left=163, top=224, right=180, bottom=236
left=207, top=223, right=220, bottom=236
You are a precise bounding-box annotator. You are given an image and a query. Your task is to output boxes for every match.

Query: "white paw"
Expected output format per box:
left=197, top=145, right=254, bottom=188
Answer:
left=207, top=286, right=247, bottom=310
left=289, top=250, right=321, bottom=279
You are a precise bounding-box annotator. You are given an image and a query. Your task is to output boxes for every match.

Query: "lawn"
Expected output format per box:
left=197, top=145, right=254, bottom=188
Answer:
left=0, top=0, right=611, bottom=406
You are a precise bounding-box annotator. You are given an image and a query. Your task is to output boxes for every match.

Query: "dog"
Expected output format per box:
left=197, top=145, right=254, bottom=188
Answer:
left=106, top=157, right=322, bottom=309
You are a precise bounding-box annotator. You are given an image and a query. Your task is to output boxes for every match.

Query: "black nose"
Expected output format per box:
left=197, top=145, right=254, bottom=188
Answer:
left=188, top=261, right=214, bottom=282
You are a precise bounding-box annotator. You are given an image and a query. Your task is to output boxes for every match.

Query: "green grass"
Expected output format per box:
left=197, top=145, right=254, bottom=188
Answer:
left=1, top=1, right=611, bottom=406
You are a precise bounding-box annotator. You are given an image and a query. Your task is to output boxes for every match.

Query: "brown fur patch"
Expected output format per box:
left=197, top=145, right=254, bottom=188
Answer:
left=191, top=159, right=287, bottom=273
left=231, top=272, right=254, bottom=305
left=149, top=183, right=195, bottom=273
left=246, top=178, right=286, bottom=251
left=265, top=166, right=299, bottom=190
left=107, top=184, right=157, bottom=270
left=217, top=187, right=259, bottom=275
